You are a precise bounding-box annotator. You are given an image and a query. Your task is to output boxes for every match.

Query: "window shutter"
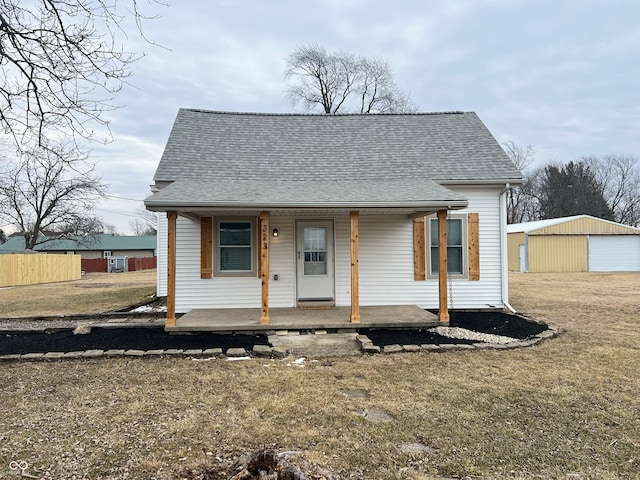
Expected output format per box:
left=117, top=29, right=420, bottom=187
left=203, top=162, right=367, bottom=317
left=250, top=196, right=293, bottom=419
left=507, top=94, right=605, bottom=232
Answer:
left=200, top=217, right=213, bottom=279
left=468, top=213, right=480, bottom=280
left=413, top=217, right=426, bottom=280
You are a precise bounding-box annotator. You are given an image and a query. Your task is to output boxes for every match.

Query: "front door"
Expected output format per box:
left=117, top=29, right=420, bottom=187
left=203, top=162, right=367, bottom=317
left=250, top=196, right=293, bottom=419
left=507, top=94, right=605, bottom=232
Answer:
left=296, top=220, right=334, bottom=301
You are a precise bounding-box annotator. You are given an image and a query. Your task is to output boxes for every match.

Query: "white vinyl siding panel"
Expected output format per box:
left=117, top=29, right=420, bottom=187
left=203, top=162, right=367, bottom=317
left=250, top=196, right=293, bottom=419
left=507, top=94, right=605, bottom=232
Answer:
left=269, top=217, right=296, bottom=307
left=335, top=186, right=504, bottom=309
left=157, top=212, right=167, bottom=297
left=588, top=236, right=640, bottom=272
left=155, top=186, right=505, bottom=311
left=174, top=216, right=261, bottom=312
left=159, top=215, right=298, bottom=312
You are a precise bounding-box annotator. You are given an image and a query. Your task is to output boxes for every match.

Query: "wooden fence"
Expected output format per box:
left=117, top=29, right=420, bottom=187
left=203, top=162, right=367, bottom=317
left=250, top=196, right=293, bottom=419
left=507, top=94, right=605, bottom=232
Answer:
left=81, top=257, right=157, bottom=273
left=0, top=254, right=81, bottom=287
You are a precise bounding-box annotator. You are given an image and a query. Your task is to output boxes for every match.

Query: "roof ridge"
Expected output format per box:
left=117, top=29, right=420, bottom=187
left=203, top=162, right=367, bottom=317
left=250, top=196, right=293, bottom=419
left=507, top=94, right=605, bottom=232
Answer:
left=180, top=108, right=469, bottom=117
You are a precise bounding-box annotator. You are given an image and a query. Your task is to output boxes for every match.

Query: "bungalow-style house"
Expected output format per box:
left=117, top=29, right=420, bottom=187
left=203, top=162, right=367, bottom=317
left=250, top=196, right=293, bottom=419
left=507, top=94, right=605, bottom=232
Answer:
left=0, top=233, right=157, bottom=259
left=145, top=109, right=523, bottom=330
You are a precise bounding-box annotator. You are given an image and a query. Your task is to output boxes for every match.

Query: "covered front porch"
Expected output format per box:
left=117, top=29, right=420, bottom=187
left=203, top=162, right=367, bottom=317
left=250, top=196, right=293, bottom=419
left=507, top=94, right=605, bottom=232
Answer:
left=162, top=207, right=460, bottom=331
left=166, top=305, right=439, bottom=333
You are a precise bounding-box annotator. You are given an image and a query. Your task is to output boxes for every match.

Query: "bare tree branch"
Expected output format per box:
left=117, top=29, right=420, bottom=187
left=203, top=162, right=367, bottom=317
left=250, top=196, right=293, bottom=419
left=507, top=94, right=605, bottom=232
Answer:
left=582, top=154, right=640, bottom=226
left=0, top=141, right=108, bottom=249
left=285, top=44, right=417, bottom=114
left=0, top=0, right=164, bottom=151
left=502, top=141, right=537, bottom=223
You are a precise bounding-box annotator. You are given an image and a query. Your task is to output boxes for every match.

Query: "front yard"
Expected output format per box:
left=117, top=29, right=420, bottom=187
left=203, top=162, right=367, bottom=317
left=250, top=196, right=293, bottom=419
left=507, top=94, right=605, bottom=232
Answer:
left=0, top=272, right=639, bottom=479
left=0, top=270, right=157, bottom=317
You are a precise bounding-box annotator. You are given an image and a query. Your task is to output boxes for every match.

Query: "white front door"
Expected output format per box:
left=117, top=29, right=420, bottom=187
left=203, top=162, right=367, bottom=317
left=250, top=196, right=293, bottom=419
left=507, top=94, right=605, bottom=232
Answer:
left=296, top=220, right=334, bottom=301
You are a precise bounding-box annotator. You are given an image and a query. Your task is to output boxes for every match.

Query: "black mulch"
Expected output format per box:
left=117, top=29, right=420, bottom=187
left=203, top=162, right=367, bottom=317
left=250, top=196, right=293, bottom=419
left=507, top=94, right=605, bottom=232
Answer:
left=0, top=312, right=548, bottom=356
left=364, top=311, right=548, bottom=348
left=0, top=327, right=268, bottom=356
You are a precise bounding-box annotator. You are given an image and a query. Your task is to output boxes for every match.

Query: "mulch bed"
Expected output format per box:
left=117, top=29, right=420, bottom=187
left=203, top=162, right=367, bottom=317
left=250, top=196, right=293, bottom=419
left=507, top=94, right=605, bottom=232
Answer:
left=0, top=312, right=547, bottom=356
left=365, top=311, right=547, bottom=348
left=0, top=328, right=268, bottom=356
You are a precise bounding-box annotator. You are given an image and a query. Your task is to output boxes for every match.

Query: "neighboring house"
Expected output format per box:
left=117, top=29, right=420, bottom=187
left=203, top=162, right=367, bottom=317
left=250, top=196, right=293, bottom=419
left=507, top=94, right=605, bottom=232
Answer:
left=507, top=215, right=640, bottom=272
left=0, top=233, right=157, bottom=259
left=145, top=109, right=524, bottom=329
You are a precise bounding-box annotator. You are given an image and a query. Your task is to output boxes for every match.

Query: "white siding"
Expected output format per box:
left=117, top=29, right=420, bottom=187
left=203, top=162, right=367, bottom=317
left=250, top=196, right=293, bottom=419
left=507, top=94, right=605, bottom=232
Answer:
left=336, top=186, right=504, bottom=309
left=269, top=217, right=296, bottom=307
left=155, top=185, right=505, bottom=312
left=588, top=235, right=640, bottom=271
left=157, top=213, right=167, bottom=297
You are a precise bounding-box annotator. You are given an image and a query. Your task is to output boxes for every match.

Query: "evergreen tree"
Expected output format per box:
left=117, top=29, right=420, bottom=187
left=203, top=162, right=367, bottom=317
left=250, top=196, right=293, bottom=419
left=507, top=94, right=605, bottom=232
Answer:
left=539, top=161, right=614, bottom=220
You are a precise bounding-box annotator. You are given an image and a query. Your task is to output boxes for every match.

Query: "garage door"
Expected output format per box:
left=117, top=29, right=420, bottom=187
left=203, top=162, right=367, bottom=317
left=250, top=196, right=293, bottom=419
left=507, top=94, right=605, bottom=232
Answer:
left=588, top=235, right=640, bottom=271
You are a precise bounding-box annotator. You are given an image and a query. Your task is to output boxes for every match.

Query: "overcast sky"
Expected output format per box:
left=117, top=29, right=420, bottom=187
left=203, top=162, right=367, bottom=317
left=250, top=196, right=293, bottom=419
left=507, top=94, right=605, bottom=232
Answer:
left=89, top=0, right=639, bottom=234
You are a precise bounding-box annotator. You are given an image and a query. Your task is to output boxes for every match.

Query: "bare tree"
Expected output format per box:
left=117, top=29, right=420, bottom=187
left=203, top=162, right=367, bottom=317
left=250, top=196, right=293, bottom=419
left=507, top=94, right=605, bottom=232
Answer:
left=0, top=142, right=107, bottom=249
left=502, top=140, right=538, bottom=223
left=582, top=155, right=640, bottom=226
left=129, top=208, right=156, bottom=235
left=0, top=0, right=162, bottom=150
left=285, top=44, right=417, bottom=114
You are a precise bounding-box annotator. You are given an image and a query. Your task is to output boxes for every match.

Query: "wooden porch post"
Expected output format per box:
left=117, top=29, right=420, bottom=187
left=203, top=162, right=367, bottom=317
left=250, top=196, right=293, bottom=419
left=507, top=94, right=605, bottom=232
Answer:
left=350, top=211, right=361, bottom=323
left=259, top=211, right=270, bottom=325
left=166, top=210, right=177, bottom=328
left=437, top=209, right=449, bottom=323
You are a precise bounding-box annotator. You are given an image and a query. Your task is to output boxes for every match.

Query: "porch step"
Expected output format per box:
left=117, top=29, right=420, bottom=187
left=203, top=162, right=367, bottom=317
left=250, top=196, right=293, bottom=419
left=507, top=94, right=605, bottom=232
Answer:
left=297, top=301, right=335, bottom=310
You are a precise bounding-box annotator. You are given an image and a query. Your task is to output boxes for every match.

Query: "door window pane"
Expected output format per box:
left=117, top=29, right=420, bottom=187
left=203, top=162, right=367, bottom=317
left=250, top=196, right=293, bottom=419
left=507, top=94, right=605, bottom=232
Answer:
left=303, top=226, right=327, bottom=275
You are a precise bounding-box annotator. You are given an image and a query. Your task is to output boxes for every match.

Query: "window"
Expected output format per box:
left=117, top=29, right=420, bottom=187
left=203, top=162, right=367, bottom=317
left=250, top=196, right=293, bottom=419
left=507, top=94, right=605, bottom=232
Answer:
left=215, top=219, right=256, bottom=275
left=103, top=251, right=112, bottom=258
left=428, top=215, right=467, bottom=278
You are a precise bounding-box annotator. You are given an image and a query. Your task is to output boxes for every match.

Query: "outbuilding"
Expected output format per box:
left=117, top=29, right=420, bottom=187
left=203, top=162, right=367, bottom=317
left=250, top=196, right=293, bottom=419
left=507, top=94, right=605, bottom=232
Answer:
left=507, top=215, right=640, bottom=272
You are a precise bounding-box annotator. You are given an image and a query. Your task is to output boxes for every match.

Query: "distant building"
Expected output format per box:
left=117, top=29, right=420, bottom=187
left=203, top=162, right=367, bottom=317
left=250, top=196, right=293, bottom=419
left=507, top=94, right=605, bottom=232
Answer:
left=0, top=233, right=157, bottom=259
left=507, top=215, right=640, bottom=272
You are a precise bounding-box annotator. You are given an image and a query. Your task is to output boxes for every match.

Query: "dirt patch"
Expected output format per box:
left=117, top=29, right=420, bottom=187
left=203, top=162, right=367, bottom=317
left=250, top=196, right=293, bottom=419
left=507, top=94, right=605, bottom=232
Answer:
left=73, top=283, right=112, bottom=288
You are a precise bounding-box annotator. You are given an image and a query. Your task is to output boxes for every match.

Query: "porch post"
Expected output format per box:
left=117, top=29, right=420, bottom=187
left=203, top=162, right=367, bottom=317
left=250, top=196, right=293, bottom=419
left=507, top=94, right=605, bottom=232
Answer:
left=166, top=210, right=177, bottom=328
left=259, top=211, right=270, bottom=325
left=350, top=210, right=361, bottom=323
left=437, top=209, right=449, bottom=323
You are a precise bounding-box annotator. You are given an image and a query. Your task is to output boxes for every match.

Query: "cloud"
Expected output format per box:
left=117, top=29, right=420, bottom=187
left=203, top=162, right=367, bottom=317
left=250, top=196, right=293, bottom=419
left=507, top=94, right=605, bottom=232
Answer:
left=37, top=0, right=638, bottom=233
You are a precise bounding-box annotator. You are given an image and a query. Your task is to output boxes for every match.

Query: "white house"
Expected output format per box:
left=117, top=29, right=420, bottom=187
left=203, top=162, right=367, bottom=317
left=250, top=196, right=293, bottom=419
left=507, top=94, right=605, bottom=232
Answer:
left=145, top=109, right=523, bottom=330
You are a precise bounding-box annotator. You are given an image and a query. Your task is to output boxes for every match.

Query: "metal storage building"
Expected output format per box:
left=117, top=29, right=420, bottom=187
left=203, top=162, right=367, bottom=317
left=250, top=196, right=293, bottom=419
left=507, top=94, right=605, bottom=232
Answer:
left=507, top=215, right=640, bottom=272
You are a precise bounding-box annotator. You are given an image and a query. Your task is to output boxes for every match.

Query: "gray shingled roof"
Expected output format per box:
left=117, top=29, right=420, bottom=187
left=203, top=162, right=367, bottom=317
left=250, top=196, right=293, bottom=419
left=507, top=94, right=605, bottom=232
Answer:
left=145, top=109, right=523, bottom=210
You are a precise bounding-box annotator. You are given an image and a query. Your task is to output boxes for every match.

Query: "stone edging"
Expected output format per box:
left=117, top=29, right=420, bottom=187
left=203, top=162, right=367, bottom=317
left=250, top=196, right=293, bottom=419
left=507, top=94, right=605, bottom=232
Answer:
left=356, top=325, right=562, bottom=354
left=0, top=326, right=562, bottom=362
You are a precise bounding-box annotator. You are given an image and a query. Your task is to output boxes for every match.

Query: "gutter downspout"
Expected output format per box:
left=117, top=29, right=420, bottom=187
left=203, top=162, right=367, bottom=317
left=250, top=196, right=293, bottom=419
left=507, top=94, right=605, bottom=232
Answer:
left=500, top=183, right=517, bottom=314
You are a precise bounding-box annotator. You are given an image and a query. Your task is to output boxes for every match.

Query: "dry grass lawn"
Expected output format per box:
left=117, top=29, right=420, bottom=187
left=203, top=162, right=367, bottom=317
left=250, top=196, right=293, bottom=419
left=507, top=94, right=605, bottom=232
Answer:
left=0, top=272, right=639, bottom=479
left=0, top=270, right=157, bottom=317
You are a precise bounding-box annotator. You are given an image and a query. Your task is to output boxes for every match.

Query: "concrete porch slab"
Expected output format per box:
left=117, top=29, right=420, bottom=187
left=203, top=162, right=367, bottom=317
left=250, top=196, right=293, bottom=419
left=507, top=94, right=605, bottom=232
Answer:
left=167, top=305, right=439, bottom=333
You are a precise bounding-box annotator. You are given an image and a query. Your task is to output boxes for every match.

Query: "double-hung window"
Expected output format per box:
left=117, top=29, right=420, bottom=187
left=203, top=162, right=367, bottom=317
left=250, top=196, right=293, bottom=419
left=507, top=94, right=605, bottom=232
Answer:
left=428, top=215, right=467, bottom=278
left=216, top=219, right=256, bottom=275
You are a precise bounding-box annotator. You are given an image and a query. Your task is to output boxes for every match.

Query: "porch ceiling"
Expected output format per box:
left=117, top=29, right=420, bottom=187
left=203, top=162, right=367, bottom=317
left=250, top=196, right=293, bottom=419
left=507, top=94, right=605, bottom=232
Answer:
left=153, top=206, right=467, bottom=221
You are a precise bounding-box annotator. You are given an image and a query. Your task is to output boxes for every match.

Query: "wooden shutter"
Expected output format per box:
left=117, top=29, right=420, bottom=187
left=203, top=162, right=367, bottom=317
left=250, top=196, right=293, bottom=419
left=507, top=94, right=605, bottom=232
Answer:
left=413, top=217, right=426, bottom=280
left=200, top=217, right=213, bottom=279
left=468, top=212, right=480, bottom=280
